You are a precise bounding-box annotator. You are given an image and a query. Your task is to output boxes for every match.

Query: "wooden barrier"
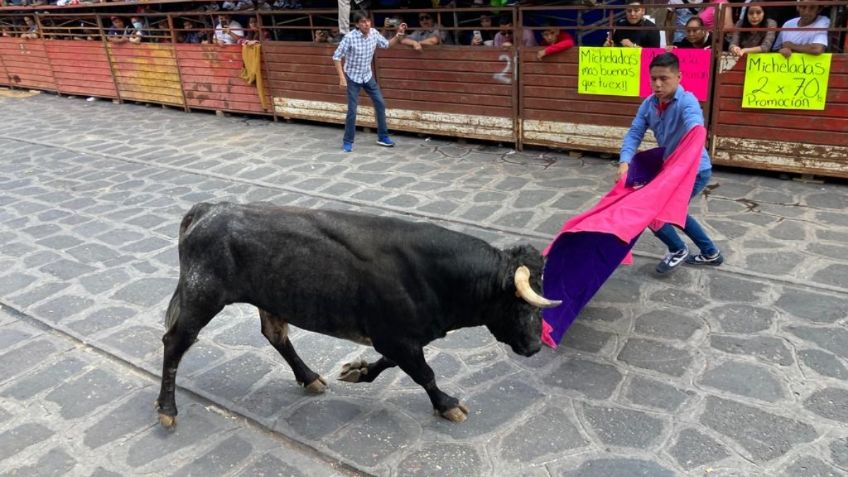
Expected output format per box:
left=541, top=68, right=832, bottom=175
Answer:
left=176, top=44, right=270, bottom=115
left=711, top=54, right=848, bottom=178
left=0, top=38, right=57, bottom=92
left=45, top=40, right=118, bottom=99
left=0, top=46, right=8, bottom=87
left=107, top=42, right=184, bottom=107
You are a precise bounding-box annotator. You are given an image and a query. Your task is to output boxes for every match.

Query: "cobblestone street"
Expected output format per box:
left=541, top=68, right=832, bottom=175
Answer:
left=1, top=92, right=847, bottom=476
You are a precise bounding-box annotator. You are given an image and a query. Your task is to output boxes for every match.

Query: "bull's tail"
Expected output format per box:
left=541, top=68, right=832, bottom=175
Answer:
left=165, top=281, right=182, bottom=332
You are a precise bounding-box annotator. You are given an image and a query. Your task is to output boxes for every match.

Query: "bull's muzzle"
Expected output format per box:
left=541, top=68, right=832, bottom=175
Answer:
left=514, top=266, right=562, bottom=309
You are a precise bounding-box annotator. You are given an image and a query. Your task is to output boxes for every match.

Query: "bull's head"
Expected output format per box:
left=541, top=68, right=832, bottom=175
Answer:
left=486, top=245, right=561, bottom=358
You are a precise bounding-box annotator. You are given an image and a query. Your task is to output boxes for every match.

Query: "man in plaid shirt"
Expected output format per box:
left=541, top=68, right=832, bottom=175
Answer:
left=333, top=12, right=407, bottom=152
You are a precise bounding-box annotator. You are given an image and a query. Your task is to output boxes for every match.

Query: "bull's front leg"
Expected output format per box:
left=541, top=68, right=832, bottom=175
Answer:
left=374, top=341, right=469, bottom=423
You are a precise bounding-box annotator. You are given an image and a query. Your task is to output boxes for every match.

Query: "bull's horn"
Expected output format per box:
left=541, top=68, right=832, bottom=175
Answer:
left=514, top=266, right=562, bottom=309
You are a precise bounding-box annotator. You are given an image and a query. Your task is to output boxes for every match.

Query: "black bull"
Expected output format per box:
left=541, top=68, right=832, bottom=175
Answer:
left=156, top=202, right=560, bottom=427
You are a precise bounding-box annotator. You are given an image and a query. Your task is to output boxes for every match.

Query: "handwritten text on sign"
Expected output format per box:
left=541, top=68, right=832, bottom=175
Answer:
left=578, top=47, right=641, bottom=96
left=639, top=48, right=711, bottom=101
left=743, top=53, right=831, bottom=110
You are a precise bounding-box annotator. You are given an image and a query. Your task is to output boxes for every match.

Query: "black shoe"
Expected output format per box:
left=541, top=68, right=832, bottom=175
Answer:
left=656, top=247, right=689, bottom=274
left=685, top=251, right=724, bottom=266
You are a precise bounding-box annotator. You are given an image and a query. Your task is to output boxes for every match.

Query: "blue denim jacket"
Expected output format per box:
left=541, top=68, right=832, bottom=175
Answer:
left=620, top=86, right=712, bottom=172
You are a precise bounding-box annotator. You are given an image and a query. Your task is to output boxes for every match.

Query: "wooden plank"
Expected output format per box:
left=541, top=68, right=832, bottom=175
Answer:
left=184, top=90, right=265, bottom=103
left=119, top=90, right=184, bottom=105
left=714, top=124, right=844, bottom=146
left=718, top=111, right=848, bottom=133
left=380, top=79, right=511, bottom=96
left=717, top=98, right=848, bottom=119
left=187, top=98, right=269, bottom=114
left=379, top=69, right=502, bottom=84
left=524, top=97, right=641, bottom=116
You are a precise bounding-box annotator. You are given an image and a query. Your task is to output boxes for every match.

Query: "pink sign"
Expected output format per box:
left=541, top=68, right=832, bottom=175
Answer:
left=639, top=48, right=711, bottom=101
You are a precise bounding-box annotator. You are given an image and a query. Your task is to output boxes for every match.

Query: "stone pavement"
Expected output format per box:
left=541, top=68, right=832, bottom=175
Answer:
left=0, top=92, right=846, bottom=477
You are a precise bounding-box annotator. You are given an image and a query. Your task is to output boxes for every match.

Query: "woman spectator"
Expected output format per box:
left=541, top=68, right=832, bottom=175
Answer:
left=672, top=16, right=711, bottom=49
left=20, top=16, right=39, bottom=39
left=244, top=16, right=270, bottom=43
left=698, top=0, right=733, bottom=32
left=729, top=5, right=777, bottom=57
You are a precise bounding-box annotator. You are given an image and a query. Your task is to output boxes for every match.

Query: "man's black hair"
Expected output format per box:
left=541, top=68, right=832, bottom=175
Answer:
left=499, top=14, right=512, bottom=26
left=649, top=52, right=680, bottom=73
left=352, top=11, right=369, bottom=24
left=685, top=16, right=705, bottom=28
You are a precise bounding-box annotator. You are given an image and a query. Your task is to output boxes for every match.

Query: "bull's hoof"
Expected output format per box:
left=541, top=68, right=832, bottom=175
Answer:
left=305, top=376, right=327, bottom=394
left=158, top=413, right=177, bottom=428
left=439, top=404, right=469, bottom=423
left=338, top=359, right=369, bottom=383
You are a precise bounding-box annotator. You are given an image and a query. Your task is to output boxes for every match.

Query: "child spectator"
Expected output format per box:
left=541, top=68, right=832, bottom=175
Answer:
left=672, top=16, right=711, bottom=49
left=606, top=1, right=660, bottom=48
left=107, top=16, right=131, bottom=43
left=536, top=22, right=574, bottom=60
left=729, top=5, right=777, bottom=57
left=20, top=16, right=39, bottom=39
left=494, top=15, right=537, bottom=48
left=179, top=20, right=207, bottom=44
left=772, top=3, right=829, bottom=58
left=214, top=14, right=245, bottom=45
left=468, top=13, right=495, bottom=46
left=244, top=16, right=270, bottom=42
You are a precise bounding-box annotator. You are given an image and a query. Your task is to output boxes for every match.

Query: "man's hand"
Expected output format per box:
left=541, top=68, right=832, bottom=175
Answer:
left=620, top=39, right=635, bottom=47
left=616, top=162, right=629, bottom=183
left=397, top=23, right=407, bottom=35
left=730, top=45, right=742, bottom=57
left=779, top=46, right=792, bottom=58
left=536, top=49, right=546, bottom=60
left=338, top=76, right=347, bottom=89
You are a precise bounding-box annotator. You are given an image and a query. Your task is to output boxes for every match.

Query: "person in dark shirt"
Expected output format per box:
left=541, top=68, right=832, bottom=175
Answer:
left=606, top=1, right=660, bottom=48
left=672, top=16, right=711, bottom=49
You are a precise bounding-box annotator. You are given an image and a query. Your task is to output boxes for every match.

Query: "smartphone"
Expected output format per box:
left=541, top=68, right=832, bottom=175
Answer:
left=473, top=30, right=482, bottom=42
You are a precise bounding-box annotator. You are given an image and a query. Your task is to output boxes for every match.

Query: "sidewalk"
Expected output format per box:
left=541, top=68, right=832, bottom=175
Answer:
left=0, top=92, right=846, bottom=476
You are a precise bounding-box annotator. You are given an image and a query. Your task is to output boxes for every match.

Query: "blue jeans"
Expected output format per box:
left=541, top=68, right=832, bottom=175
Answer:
left=344, top=74, right=388, bottom=145
left=653, top=169, right=718, bottom=256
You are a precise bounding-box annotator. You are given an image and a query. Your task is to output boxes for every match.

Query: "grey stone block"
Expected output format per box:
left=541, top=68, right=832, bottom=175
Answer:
left=710, top=335, right=794, bottom=366
left=329, top=410, right=418, bottom=467
left=788, top=326, right=848, bottom=360
left=0, top=273, right=37, bottom=296
left=648, top=289, right=709, bottom=309
left=701, top=396, right=816, bottom=462
left=121, top=237, right=172, bottom=254
left=634, top=309, right=702, bottom=341
left=125, top=404, right=225, bottom=468
left=781, top=456, right=842, bottom=477
left=0, top=423, right=55, bottom=461
left=170, top=435, right=253, bottom=477
left=33, top=295, right=94, bottom=323
left=418, top=200, right=460, bottom=215
left=618, top=339, right=692, bottom=376
left=397, top=443, right=484, bottom=477
left=769, top=221, right=806, bottom=241
left=456, top=360, right=513, bottom=389
left=708, top=275, right=766, bottom=302
left=546, top=311, right=611, bottom=353
left=577, top=306, right=623, bottom=322
left=830, top=437, right=848, bottom=469
left=193, top=354, right=273, bottom=403
left=0, top=340, right=58, bottom=382
left=776, top=289, right=848, bottom=324
left=21, top=223, right=61, bottom=239
left=79, top=268, right=132, bottom=295
left=235, top=454, right=308, bottom=477
left=112, top=277, right=176, bottom=307
left=36, top=234, right=83, bottom=250
left=45, top=368, right=135, bottom=419
left=432, top=326, right=494, bottom=351
left=544, top=358, right=623, bottom=399
left=67, top=306, right=138, bottom=336
left=798, top=349, right=848, bottom=380
left=101, top=325, right=162, bottom=360
left=624, top=375, right=689, bottom=412
left=804, top=388, right=848, bottom=424
left=561, top=458, right=676, bottom=477
left=236, top=379, right=306, bottom=418
left=669, top=428, right=730, bottom=470
left=711, top=304, right=774, bottom=333
left=499, top=405, right=588, bottom=462
left=284, top=399, right=366, bottom=441
left=812, top=264, right=848, bottom=288
left=40, top=259, right=97, bottom=281
left=9, top=283, right=71, bottom=307
left=699, top=361, right=785, bottom=403
left=806, top=193, right=848, bottom=210
left=581, top=404, right=664, bottom=448
left=2, top=356, right=87, bottom=400
left=593, top=278, right=641, bottom=304
left=551, top=190, right=596, bottom=211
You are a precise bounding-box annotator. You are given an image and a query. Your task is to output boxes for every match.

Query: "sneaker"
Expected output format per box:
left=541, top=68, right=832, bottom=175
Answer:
left=376, top=136, right=395, bottom=147
left=685, top=251, right=724, bottom=266
left=342, top=142, right=353, bottom=153
left=656, top=247, right=689, bottom=274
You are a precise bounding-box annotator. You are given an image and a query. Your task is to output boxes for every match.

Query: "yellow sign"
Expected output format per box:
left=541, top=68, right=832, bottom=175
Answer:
left=578, top=47, right=641, bottom=96
left=742, top=53, right=831, bottom=110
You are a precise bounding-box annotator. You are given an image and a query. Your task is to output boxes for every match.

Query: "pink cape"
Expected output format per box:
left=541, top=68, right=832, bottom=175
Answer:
left=540, top=126, right=706, bottom=347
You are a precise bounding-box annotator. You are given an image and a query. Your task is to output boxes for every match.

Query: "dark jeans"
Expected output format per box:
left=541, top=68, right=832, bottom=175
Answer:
left=653, top=169, right=718, bottom=256
left=344, top=74, right=388, bottom=145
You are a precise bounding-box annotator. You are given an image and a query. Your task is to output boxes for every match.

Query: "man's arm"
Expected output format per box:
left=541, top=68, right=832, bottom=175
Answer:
left=332, top=38, right=348, bottom=89
left=680, top=93, right=705, bottom=132
left=780, top=41, right=826, bottom=56
left=618, top=101, right=650, bottom=180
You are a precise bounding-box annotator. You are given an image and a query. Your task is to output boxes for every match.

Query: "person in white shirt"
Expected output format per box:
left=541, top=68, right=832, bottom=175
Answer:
left=214, top=14, right=244, bottom=45
left=772, top=3, right=829, bottom=58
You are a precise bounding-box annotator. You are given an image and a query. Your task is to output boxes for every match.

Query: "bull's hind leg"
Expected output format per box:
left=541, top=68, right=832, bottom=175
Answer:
left=338, top=356, right=396, bottom=383
left=156, top=283, right=222, bottom=428
left=258, top=310, right=327, bottom=393
left=374, top=341, right=469, bottom=423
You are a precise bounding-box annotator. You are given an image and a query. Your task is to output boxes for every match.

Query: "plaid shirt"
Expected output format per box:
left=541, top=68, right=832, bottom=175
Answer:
left=332, top=28, right=389, bottom=84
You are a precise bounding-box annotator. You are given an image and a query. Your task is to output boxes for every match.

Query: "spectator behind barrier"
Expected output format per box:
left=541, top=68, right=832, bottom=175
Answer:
left=179, top=20, right=208, bottom=44
left=107, top=16, right=131, bottom=43
left=244, top=16, right=270, bottom=43
left=214, top=14, right=245, bottom=45
left=468, top=12, right=495, bottom=46
left=665, top=0, right=701, bottom=44
left=494, top=14, right=537, bottom=48
left=773, top=2, right=829, bottom=58
left=729, top=5, right=777, bottom=57
left=20, top=16, right=38, bottom=39
left=406, top=12, right=449, bottom=48
left=670, top=16, right=711, bottom=49
left=128, top=16, right=145, bottom=44
left=536, top=21, right=575, bottom=60
left=606, top=1, right=660, bottom=48
left=698, top=0, right=733, bottom=32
